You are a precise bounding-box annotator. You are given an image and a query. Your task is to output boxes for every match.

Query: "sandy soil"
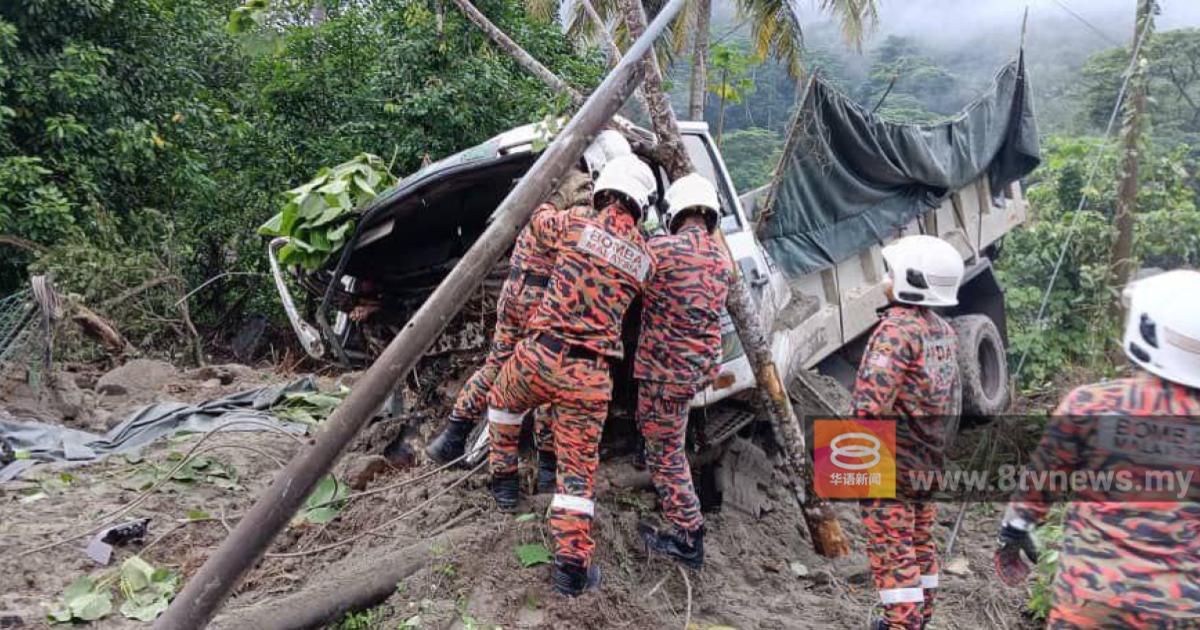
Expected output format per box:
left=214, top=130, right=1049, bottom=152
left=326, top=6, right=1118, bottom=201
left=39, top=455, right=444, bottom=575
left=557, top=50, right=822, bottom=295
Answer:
left=0, top=355, right=1038, bottom=630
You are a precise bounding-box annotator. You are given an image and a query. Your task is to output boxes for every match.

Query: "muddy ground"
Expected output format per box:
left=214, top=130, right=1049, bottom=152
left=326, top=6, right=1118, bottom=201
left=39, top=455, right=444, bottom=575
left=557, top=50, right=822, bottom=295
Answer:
left=0, top=354, right=1037, bottom=630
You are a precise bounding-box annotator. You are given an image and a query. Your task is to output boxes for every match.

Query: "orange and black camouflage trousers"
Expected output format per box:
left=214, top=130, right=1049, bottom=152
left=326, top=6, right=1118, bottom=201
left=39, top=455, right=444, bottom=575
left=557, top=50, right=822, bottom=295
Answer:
left=635, top=380, right=702, bottom=534
left=1047, top=590, right=1196, bottom=629
left=861, top=499, right=939, bottom=629
left=488, top=335, right=611, bottom=566
left=452, top=276, right=554, bottom=450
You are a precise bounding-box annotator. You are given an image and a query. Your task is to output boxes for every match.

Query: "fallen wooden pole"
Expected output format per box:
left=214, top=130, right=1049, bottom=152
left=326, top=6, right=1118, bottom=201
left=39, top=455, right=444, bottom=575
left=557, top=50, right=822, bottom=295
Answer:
left=212, top=528, right=472, bottom=630
left=155, top=2, right=688, bottom=626
left=619, top=0, right=849, bottom=558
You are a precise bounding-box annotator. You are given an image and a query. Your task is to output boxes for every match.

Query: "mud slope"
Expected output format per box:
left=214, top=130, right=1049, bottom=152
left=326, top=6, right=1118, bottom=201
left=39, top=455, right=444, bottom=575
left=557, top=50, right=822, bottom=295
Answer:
left=2, top=358, right=1033, bottom=629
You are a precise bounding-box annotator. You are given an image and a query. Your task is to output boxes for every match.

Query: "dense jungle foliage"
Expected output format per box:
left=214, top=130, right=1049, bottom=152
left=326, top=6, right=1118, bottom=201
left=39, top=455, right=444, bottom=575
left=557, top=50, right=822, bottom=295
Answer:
left=0, top=0, right=601, bottom=358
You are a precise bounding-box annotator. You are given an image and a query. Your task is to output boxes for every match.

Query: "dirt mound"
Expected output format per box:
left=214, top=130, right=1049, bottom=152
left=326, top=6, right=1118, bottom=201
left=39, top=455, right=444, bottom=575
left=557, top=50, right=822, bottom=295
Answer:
left=0, top=355, right=1033, bottom=629
left=208, top=444, right=1026, bottom=630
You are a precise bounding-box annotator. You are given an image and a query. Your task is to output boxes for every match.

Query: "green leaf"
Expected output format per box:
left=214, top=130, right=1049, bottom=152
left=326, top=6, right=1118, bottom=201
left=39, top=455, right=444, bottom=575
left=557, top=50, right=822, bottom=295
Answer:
left=121, top=555, right=155, bottom=592
left=72, top=591, right=112, bottom=621
left=54, top=577, right=113, bottom=623
left=316, top=177, right=349, bottom=196
left=327, top=221, right=353, bottom=242
left=301, top=506, right=341, bottom=524
left=309, top=205, right=347, bottom=228
left=294, top=475, right=347, bottom=524
left=185, top=509, right=210, bottom=521
left=513, top=543, right=552, bottom=567
left=258, top=211, right=284, bottom=236
left=63, top=577, right=95, bottom=602
left=514, top=513, right=536, bottom=523
left=121, top=594, right=169, bottom=622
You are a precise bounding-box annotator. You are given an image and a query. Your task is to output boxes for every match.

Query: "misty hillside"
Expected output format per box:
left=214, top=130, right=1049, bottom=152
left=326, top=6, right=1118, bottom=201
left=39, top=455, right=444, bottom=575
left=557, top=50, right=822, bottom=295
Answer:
left=658, top=0, right=1200, bottom=192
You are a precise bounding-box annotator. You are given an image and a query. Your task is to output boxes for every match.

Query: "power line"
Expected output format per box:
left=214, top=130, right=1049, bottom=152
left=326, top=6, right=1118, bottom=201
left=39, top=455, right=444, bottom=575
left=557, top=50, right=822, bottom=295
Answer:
left=1011, top=6, right=1153, bottom=382
left=1047, top=0, right=1122, bottom=46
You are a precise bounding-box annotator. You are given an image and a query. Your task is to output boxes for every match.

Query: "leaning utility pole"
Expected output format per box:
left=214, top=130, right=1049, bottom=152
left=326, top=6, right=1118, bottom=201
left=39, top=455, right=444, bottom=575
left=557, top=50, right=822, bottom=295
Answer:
left=1109, top=0, right=1155, bottom=315
left=620, top=0, right=849, bottom=558
left=154, top=2, right=687, bottom=626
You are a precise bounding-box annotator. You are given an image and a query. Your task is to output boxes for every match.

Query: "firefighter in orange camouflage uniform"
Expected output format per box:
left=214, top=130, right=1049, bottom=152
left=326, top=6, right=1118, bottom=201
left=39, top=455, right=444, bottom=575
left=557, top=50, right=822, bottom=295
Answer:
left=996, top=269, right=1200, bottom=629
left=851, top=235, right=964, bottom=630
left=486, top=154, right=657, bottom=596
left=427, top=131, right=632, bottom=493
left=633, top=173, right=732, bottom=569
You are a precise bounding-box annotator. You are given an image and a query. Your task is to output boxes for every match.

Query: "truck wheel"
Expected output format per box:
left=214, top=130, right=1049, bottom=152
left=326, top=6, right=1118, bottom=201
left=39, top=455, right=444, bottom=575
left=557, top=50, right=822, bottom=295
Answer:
left=951, top=314, right=1009, bottom=418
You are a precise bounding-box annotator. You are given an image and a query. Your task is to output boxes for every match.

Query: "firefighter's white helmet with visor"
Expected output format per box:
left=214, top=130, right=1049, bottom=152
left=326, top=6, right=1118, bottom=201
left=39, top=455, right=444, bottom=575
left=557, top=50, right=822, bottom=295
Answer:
left=1122, top=269, right=1200, bottom=389
left=581, top=129, right=632, bottom=179
left=881, top=235, right=963, bottom=307
left=663, top=172, right=720, bottom=233
left=593, top=154, right=655, bottom=219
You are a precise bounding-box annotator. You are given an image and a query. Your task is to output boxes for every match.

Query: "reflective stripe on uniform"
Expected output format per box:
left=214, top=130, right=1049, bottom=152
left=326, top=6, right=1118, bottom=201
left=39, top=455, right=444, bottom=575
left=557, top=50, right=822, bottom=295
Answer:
left=879, top=587, right=924, bottom=605
left=488, top=408, right=525, bottom=425
left=551, top=493, right=595, bottom=516
left=920, top=574, right=939, bottom=588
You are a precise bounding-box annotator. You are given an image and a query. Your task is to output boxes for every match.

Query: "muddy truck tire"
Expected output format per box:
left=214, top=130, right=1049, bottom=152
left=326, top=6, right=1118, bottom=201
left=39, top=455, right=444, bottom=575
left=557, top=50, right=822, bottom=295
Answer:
left=951, top=314, right=1009, bottom=420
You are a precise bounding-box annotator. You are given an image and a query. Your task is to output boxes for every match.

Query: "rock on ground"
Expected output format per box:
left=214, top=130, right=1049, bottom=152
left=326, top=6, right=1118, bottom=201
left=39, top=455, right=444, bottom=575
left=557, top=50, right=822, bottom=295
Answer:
left=95, top=358, right=177, bottom=397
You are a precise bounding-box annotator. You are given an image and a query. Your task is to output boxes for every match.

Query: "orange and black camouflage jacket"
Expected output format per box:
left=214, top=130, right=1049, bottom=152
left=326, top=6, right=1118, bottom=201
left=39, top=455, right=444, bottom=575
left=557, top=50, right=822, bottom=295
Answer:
left=633, top=223, right=733, bottom=388
left=526, top=203, right=653, bottom=358
left=1008, top=372, right=1200, bottom=618
left=850, top=305, right=961, bottom=477
left=511, top=202, right=584, bottom=277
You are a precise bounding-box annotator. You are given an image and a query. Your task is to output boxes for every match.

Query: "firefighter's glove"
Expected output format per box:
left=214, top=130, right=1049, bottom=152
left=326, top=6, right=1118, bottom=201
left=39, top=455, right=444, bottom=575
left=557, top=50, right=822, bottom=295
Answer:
left=549, top=167, right=593, bottom=211
left=993, top=523, right=1038, bottom=587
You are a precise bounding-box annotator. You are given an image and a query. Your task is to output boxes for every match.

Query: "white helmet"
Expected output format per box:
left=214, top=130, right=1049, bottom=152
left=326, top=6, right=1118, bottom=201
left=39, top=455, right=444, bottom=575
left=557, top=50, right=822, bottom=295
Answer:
left=881, top=235, right=963, bottom=307
left=581, top=129, right=632, bottom=179
left=663, top=173, right=720, bottom=233
left=593, top=154, right=655, bottom=219
left=1122, top=269, right=1200, bottom=389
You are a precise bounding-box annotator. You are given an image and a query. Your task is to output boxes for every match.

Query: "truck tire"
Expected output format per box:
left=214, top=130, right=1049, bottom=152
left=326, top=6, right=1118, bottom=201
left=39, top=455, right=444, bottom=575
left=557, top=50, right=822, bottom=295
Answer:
left=951, top=314, right=1009, bottom=418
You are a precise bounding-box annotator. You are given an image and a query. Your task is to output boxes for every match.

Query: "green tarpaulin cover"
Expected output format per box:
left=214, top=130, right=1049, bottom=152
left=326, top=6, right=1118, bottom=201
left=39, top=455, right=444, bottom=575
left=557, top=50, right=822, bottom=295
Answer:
left=759, top=58, right=1040, bottom=275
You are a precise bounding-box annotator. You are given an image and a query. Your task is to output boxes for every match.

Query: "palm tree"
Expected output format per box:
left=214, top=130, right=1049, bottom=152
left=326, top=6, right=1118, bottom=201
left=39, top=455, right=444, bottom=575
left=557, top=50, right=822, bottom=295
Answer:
left=541, top=0, right=877, bottom=121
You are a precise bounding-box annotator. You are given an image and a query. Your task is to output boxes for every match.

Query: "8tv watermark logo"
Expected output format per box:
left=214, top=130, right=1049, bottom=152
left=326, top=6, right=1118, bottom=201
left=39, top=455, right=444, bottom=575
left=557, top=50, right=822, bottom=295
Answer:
left=812, top=419, right=896, bottom=499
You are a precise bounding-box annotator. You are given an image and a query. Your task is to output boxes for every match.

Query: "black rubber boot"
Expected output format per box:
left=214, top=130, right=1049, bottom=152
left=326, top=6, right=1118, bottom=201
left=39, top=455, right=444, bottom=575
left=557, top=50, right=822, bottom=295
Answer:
left=491, top=473, right=520, bottom=512
left=552, top=558, right=601, bottom=597
left=0, top=437, right=13, bottom=465
left=639, top=523, right=705, bottom=569
left=425, top=417, right=472, bottom=464
left=536, top=450, right=557, bottom=494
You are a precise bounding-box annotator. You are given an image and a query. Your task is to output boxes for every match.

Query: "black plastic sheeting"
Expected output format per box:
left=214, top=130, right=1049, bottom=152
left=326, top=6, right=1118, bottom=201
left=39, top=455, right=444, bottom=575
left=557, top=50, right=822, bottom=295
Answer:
left=0, top=378, right=313, bottom=482
left=759, top=57, right=1040, bottom=275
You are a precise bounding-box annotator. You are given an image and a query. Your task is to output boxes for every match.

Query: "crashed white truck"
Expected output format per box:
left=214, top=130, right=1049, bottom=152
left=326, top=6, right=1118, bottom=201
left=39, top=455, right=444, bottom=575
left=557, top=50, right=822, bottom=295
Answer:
left=268, top=59, right=1039, bottom=469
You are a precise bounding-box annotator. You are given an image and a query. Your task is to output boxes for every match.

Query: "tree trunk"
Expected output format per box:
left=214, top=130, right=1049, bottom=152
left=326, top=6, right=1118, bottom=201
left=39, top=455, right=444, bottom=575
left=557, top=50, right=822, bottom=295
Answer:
left=687, top=0, right=711, bottom=121
left=1109, top=0, right=1154, bottom=317
left=213, top=529, right=472, bottom=630
left=620, top=0, right=849, bottom=559
left=715, top=70, right=727, bottom=147
left=450, top=0, right=583, bottom=105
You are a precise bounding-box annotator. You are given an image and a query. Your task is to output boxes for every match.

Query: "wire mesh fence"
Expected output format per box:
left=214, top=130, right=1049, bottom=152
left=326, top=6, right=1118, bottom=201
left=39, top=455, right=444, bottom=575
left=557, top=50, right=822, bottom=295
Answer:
left=0, top=288, right=43, bottom=389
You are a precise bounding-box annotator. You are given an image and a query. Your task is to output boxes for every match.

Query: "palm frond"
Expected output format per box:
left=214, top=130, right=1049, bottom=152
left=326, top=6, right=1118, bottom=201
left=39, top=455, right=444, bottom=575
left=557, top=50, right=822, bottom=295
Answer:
left=566, top=0, right=603, bottom=43
left=735, top=0, right=804, bottom=77
left=817, top=0, right=879, bottom=51
left=668, top=0, right=697, bottom=55
left=525, top=0, right=560, bottom=23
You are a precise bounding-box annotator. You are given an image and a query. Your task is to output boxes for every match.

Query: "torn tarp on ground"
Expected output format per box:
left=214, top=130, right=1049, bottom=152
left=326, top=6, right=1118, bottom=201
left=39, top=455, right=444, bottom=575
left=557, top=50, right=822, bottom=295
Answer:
left=0, top=377, right=314, bottom=482
left=759, top=57, right=1040, bottom=276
